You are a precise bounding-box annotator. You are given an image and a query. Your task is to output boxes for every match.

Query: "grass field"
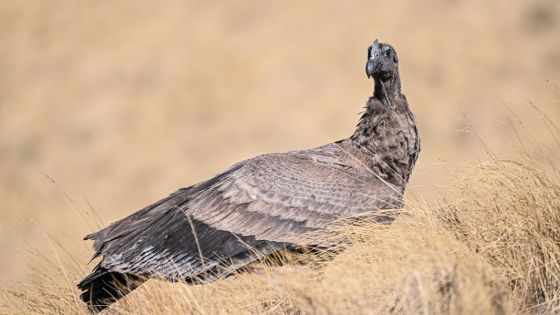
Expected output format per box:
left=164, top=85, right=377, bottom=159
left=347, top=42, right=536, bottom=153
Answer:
left=2, top=154, right=560, bottom=314
left=1, top=0, right=560, bottom=313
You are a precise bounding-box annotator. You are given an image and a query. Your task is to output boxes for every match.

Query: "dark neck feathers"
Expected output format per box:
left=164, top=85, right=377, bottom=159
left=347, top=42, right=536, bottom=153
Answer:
left=349, top=70, right=419, bottom=190
left=373, top=70, right=401, bottom=105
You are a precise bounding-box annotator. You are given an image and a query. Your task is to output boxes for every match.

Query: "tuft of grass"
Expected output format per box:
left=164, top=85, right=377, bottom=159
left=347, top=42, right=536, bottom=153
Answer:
left=436, top=160, right=560, bottom=313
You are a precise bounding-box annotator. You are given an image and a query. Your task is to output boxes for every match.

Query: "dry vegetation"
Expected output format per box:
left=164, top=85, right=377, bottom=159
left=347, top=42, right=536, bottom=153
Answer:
left=2, top=153, right=560, bottom=314
left=1, top=0, right=560, bottom=314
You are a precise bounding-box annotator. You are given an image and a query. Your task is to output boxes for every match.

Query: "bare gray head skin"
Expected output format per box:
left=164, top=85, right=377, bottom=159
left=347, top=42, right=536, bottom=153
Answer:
left=365, top=40, right=401, bottom=101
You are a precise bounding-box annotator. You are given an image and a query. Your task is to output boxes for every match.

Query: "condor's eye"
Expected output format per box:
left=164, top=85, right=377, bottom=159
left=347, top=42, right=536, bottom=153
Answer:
left=384, top=50, right=391, bottom=57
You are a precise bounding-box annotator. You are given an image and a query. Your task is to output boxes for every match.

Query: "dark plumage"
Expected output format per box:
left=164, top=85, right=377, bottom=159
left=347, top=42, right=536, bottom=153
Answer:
left=78, top=39, right=420, bottom=312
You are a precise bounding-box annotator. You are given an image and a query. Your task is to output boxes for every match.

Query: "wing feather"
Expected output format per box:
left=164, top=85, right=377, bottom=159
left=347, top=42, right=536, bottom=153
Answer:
left=83, top=143, right=402, bottom=283
left=186, top=147, right=402, bottom=243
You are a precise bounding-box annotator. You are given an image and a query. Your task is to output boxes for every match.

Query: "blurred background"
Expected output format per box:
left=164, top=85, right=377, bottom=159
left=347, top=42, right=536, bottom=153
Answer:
left=0, top=0, right=559, bottom=284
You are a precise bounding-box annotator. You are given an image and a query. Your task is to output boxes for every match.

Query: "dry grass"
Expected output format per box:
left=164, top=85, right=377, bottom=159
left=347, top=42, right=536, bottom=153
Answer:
left=2, top=155, right=559, bottom=314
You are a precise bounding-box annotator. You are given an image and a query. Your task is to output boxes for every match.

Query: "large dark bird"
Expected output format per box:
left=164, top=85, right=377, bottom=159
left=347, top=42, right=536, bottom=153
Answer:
left=78, top=40, right=420, bottom=311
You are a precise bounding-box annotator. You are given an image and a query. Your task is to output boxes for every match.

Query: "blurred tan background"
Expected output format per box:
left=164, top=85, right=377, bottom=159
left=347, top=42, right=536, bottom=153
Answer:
left=1, top=0, right=559, bottom=284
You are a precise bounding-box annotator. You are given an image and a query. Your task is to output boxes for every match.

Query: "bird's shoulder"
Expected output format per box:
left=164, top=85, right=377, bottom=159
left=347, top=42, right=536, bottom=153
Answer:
left=217, top=142, right=378, bottom=190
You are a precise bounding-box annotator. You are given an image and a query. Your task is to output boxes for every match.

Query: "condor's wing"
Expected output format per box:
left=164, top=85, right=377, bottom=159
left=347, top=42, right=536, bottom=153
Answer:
left=80, top=147, right=401, bottom=288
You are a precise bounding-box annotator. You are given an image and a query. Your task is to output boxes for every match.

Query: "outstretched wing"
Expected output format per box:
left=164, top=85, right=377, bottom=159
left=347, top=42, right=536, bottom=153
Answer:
left=83, top=146, right=401, bottom=283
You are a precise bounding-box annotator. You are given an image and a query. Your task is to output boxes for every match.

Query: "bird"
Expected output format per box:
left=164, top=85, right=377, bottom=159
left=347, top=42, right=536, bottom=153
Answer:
left=77, top=39, right=420, bottom=312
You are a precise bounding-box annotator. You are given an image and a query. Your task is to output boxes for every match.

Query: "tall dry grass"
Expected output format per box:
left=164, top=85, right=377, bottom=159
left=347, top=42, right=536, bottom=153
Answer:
left=1, top=153, right=559, bottom=314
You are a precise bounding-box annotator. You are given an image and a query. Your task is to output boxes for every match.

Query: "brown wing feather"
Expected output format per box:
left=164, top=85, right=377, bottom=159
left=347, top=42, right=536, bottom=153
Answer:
left=187, top=146, right=402, bottom=243
left=86, top=143, right=400, bottom=277
left=78, top=144, right=403, bottom=310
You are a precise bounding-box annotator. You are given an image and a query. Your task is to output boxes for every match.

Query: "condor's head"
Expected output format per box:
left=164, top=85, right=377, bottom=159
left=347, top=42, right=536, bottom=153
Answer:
left=365, top=40, right=399, bottom=81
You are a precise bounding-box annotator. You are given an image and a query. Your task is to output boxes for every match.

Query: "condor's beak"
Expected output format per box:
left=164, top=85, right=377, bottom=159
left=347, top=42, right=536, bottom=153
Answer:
left=366, top=58, right=381, bottom=78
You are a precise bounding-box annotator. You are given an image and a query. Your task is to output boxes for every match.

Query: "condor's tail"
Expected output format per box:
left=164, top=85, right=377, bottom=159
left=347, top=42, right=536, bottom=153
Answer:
left=77, top=264, right=144, bottom=312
